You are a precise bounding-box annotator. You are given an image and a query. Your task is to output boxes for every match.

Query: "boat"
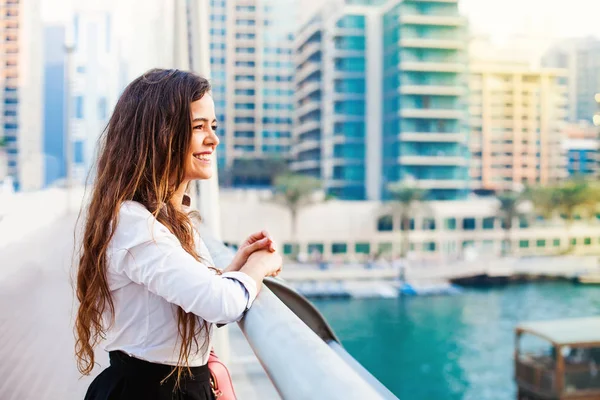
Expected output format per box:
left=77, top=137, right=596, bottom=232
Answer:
left=575, top=274, right=600, bottom=285
left=515, top=317, right=600, bottom=399
left=399, top=281, right=463, bottom=296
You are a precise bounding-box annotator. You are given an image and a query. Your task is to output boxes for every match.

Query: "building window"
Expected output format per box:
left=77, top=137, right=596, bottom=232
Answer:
left=235, top=34, right=255, bottom=40
left=332, top=243, right=347, bottom=254
left=571, top=238, right=577, bottom=246
left=423, top=242, right=436, bottom=252
left=283, top=243, right=299, bottom=256
left=235, top=61, right=255, bottom=67
left=75, top=96, right=84, bottom=119
left=307, top=243, right=324, bottom=254
left=519, top=216, right=529, bottom=228
left=98, top=97, right=107, bottom=120
left=445, top=218, right=456, bottom=230
left=236, top=5, right=255, bottom=11
left=482, top=217, right=495, bottom=230
left=378, top=242, right=392, bottom=255
left=519, top=240, right=529, bottom=249
left=463, top=218, right=476, bottom=231
left=553, top=238, right=561, bottom=247
left=355, top=243, right=370, bottom=254
left=76, top=65, right=86, bottom=73
left=74, top=140, right=84, bottom=164
left=536, top=239, right=546, bottom=248
left=422, top=218, right=435, bottom=231
left=377, top=215, right=393, bottom=231
left=400, top=218, right=415, bottom=231
left=584, top=237, right=591, bottom=245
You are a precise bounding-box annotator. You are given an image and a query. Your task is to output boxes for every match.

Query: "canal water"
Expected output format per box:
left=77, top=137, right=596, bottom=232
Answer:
left=313, top=282, right=600, bottom=400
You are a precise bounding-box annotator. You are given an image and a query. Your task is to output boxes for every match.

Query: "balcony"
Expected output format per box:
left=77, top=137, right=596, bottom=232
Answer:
left=296, top=101, right=321, bottom=118
left=233, top=94, right=255, bottom=103
left=296, top=61, right=321, bottom=84
left=295, top=81, right=321, bottom=101
left=398, top=155, right=468, bottom=166
left=235, top=38, right=255, bottom=48
left=332, top=92, right=364, bottom=101
left=332, top=70, right=366, bottom=79
left=296, top=41, right=322, bottom=66
left=232, top=137, right=255, bottom=145
left=333, top=27, right=365, bottom=37
left=399, top=85, right=465, bottom=96
left=292, top=139, right=321, bottom=154
left=294, top=121, right=321, bottom=137
left=233, top=108, right=255, bottom=117
left=400, top=61, right=465, bottom=73
left=331, top=157, right=364, bottom=166
left=294, top=22, right=321, bottom=49
left=400, top=38, right=465, bottom=50
left=233, top=80, right=256, bottom=90
left=232, top=122, right=255, bottom=131
left=400, top=132, right=466, bottom=143
left=400, top=14, right=466, bottom=26
left=292, top=159, right=321, bottom=170
left=333, top=49, right=366, bottom=58
left=400, top=108, right=464, bottom=119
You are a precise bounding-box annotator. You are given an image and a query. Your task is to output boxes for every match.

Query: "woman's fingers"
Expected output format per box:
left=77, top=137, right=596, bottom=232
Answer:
left=244, top=237, right=271, bottom=255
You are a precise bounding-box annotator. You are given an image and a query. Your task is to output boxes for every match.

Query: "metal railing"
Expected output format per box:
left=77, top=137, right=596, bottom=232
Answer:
left=203, top=235, right=398, bottom=400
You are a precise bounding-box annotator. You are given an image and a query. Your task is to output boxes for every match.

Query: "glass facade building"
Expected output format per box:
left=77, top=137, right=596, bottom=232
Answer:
left=293, top=0, right=469, bottom=201
left=209, top=0, right=297, bottom=182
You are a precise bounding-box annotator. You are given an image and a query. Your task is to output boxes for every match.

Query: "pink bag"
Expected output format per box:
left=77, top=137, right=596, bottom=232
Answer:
left=208, top=350, right=237, bottom=399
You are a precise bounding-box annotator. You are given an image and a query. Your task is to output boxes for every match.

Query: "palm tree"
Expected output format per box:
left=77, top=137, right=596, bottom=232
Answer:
left=272, top=173, right=322, bottom=249
left=554, top=180, right=599, bottom=251
left=385, top=182, right=428, bottom=258
left=496, top=191, right=525, bottom=256
left=525, top=186, right=561, bottom=224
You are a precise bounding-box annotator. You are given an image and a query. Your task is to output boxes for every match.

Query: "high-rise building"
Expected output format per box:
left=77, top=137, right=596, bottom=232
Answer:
left=543, top=38, right=600, bottom=124
left=1, top=0, right=43, bottom=191
left=209, top=0, right=297, bottom=185
left=469, top=62, right=569, bottom=192
left=70, top=8, right=120, bottom=184
left=42, top=26, right=66, bottom=187
left=562, top=122, right=599, bottom=177
left=292, top=0, right=470, bottom=201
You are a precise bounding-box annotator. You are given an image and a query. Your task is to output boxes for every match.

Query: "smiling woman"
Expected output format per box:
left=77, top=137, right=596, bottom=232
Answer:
left=75, top=69, right=283, bottom=400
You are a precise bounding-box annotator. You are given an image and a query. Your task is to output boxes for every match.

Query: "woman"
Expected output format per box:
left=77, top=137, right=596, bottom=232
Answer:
left=75, top=68, right=282, bottom=400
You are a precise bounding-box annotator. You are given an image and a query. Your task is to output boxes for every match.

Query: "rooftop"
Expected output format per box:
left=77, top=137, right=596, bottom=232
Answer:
left=516, top=317, right=600, bottom=346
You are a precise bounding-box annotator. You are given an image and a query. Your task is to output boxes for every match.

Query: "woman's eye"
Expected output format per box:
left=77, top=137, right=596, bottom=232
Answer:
left=212, top=125, right=218, bottom=131
left=193, top=125, right=203, bottom=130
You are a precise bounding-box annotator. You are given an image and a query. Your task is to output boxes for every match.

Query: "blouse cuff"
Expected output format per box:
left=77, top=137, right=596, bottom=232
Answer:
left=221, top=271, right=258, bottom=311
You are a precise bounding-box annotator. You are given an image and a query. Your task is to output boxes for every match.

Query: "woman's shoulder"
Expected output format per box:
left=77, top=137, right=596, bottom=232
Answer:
left=111, top=201, right=175, bottom=250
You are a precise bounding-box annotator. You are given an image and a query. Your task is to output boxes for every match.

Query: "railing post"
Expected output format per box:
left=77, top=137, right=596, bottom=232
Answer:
left=555, top=345, right=564, bottom=395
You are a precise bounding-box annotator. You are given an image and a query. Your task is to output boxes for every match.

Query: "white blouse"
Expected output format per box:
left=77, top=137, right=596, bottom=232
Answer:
left=102, top=201, right=257, bottom=366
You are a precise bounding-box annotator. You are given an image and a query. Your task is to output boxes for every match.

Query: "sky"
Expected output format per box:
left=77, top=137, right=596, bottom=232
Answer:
left=42, top=0, right=600, bottom=41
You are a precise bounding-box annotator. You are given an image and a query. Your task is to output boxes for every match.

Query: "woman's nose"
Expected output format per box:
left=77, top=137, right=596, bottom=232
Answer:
left=205, top=128, right=220, bottom=147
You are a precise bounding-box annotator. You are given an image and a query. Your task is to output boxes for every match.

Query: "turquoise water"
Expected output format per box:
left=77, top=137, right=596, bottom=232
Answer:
left=313, top=282, right=600, bottom=400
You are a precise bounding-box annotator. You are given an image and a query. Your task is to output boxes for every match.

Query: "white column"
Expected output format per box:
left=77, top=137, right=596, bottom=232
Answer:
left=365, top=9, right=383, bottom=201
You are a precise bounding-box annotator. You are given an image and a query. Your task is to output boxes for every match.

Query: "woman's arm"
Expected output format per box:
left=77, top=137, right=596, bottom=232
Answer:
left=117, top=237, right=271, bottom=324
left=224, top=231, right=275, bottom=273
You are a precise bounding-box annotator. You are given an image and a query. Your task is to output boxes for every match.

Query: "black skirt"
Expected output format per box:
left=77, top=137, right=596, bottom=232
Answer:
left=85, top=351, right=215, bottom=400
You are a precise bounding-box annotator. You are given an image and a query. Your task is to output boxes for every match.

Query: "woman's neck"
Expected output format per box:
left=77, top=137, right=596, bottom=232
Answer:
left=171, top=181, right=190, bottom=211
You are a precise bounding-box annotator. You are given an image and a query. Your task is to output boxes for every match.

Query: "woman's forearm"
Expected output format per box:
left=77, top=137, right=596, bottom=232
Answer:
left=223, top=262, right=240, bottom=274
left=238, top=262, right=268, bottom=293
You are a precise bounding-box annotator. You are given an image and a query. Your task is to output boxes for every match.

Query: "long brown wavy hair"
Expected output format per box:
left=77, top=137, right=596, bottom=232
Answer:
left=75, top=69, right=213, bottom=384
